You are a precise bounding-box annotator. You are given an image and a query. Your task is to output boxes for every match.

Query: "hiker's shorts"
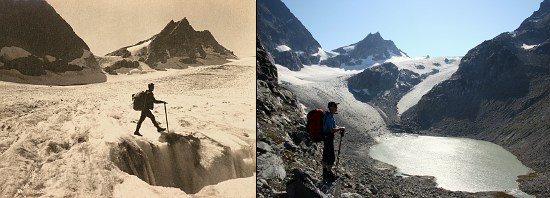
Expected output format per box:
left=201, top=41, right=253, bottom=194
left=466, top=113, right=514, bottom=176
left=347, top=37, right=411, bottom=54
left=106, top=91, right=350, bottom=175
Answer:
left=322, top=134, right=335, bottom=165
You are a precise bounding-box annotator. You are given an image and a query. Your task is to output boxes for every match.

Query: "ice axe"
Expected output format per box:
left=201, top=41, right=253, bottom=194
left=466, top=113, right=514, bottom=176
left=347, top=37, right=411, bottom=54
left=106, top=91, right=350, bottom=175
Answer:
left=164, top=103, right=169, bottom=133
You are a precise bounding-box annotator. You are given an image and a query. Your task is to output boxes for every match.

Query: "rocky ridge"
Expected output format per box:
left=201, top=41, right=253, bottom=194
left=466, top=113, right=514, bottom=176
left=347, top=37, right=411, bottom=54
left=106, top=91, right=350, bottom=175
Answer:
left=257, top=0, right=323, bottom=71
left=256, top=37, right=322, bottom=197
left=322, top=32, right=409, bottom=68
left=106, top=18, right=236, bottom=71
left=0, top=0, right=105, bottom=85
left=347, top=59, right=453, bottom=125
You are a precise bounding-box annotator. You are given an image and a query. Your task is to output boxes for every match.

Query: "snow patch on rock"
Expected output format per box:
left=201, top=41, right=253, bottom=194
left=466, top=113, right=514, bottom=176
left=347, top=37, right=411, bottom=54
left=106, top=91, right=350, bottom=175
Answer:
left=45, top=55, right=57, bottom=62
left=312, top=48, right=338, bottom=61
left=521, top=43, right=539, bottom=50
left=127, top=40, right=152, bottom=56
left=343, top=45, right=356, bottom=52
left=0, top=46, right=32, bottom=60
left=275, top=45, right=291, bottom=52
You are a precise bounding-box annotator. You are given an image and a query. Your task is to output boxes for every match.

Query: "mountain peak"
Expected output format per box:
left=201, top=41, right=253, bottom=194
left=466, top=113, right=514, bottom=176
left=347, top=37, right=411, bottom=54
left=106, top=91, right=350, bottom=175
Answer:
left=257, top=0, right=323, bottom=71
left=322, top=32, right=407, bottom=67
left=366, top=32, right=383, bottom=39
left=106, top=17, right=236, bottom=67
left=178, top=17, right=190, bottom=26
left=363, top=32, right=385, bottom=43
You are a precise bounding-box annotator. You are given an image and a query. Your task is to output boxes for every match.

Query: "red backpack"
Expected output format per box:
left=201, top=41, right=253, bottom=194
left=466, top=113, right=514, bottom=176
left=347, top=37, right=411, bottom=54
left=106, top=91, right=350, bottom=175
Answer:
left=306, top=108, right=326, bottom=142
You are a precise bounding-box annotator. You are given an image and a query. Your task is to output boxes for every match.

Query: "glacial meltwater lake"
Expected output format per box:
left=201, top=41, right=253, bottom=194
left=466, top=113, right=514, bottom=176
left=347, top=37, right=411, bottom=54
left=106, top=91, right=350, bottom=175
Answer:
left=369, top=135, right=532, bottom=196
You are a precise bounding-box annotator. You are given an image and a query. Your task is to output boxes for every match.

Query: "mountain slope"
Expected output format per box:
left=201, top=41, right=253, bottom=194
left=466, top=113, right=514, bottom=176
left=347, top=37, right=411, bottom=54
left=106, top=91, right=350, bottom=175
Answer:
left=403, top=1, right=550, bottom=196
left=345, top=56, right=460, bottom=125
left=257, top=0, right=323, bottom=71
left=0, top=0, right=105, bottom=85
left=107, top=18, right=236, bottom=69
left=256, top=37, right=323, bottom=197
left=322, top=32, right=409, bottom=68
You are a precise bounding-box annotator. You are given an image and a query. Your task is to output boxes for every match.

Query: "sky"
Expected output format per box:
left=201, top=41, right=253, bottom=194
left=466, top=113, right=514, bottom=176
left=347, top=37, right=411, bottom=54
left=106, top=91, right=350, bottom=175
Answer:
left=281, top=0, right=542, bottom=57
left=46, top=0, right=255, bottom=58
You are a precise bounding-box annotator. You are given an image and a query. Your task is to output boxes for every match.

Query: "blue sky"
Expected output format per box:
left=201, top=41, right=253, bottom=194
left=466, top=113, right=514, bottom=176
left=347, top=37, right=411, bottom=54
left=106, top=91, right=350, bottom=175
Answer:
left=280, top=0, right=542, bottom=57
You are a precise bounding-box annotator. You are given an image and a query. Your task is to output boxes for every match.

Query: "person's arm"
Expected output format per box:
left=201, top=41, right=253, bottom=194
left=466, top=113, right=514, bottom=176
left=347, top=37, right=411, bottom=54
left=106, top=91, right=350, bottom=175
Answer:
left=153, top=99, right=166, bottom=104
left=151, top=93, right=166, bottom=104
left=328, top=125, right=345, bottom=134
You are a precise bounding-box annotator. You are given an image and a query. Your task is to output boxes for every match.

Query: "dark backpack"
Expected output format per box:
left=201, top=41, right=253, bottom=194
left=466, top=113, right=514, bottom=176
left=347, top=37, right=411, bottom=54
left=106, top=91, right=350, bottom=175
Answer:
left=132, top=91, right=147, bottom=111
left=306, top=108, right=326, bottom=142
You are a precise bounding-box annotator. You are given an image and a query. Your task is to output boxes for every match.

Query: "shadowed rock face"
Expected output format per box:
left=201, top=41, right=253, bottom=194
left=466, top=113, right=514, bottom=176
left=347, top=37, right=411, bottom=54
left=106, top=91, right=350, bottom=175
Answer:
left=348, top=63, right=399, bottom=101
left=0, top=0, right=100, bottom=76
left=402, top=1, right=550, bottom=196
left=257, top=0, right=322, bottom=71
left=107, top=18, right=236, bottom=67
left=257, top=37, right=321, bottom=197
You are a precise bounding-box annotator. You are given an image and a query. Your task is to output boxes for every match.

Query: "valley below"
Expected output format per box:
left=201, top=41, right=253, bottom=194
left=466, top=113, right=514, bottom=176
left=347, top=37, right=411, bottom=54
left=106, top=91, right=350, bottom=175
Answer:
left=277, top=60, right=538, bottom=197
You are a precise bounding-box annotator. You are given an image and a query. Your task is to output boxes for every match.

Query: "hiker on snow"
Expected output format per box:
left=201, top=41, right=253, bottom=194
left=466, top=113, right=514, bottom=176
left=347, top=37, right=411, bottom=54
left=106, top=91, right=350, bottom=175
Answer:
left=322, top=101, right=345, bottom=182
left=134, top=83, right=167, bottom=136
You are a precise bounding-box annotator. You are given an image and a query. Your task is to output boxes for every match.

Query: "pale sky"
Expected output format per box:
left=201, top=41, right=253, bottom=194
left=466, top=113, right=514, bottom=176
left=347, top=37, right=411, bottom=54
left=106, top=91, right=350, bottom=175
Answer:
left=47, top=0, right=255, bottom=58
left=281, top=0, right=541, bottom=57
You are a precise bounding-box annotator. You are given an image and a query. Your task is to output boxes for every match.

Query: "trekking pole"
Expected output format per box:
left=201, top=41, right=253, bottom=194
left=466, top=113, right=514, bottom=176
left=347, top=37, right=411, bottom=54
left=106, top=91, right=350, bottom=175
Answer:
left=335, top=132, right=343, bottom=174
left=164, top=103, right=169, bottom=133
left=334, top=132, right=344, bottom=198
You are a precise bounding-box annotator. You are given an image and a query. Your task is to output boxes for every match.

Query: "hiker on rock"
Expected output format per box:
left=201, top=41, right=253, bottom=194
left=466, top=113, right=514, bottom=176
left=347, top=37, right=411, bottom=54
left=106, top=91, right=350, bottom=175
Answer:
left=134, top=83, right=167, bottom=136
left=322, top=101, right=345, bottom=182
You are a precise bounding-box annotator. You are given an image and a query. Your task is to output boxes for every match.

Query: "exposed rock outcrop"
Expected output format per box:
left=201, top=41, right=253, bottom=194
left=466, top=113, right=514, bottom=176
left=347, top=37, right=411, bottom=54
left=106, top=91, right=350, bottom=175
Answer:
left=322, top=32, right=409, bottom=67
left=257, top=37, right=327, bottom=197
left=347, top=63, right=427, bottom=124
left=257, top=0, right=322, bottom=71
left=0, top=0, right=105, bottom=85
left=107, top=18, right=236, bottom=69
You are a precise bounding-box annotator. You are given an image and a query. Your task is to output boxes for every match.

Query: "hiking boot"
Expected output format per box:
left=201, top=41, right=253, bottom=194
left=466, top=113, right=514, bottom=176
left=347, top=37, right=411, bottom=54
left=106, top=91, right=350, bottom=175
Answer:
left=323, top=169, right=338, bottom=182
left=157, top=127, right=166, bottom=132
left=134, top=131, right=143, bottom=136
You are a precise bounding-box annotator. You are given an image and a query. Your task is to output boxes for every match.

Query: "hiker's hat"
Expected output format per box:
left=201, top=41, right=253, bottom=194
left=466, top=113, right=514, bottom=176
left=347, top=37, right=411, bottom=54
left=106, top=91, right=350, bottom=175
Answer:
left=328, top=101, right=339, bottom=108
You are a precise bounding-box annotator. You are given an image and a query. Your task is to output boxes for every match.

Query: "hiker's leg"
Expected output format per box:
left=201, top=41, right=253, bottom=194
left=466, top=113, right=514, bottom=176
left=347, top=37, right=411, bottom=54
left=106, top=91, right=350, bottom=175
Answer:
left=145, top=110, right=161, bottom=128
left=135, top=110, right=147, bottom=132
left=322, top=135, right=336, bottom=170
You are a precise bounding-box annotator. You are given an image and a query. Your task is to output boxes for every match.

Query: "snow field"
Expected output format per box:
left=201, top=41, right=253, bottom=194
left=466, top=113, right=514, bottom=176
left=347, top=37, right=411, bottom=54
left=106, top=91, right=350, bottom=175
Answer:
left=0, top=57, right=256, bottom=197
left=277, top=56, right=461, bottom=141
left=397, top=59, right=460, bottom=115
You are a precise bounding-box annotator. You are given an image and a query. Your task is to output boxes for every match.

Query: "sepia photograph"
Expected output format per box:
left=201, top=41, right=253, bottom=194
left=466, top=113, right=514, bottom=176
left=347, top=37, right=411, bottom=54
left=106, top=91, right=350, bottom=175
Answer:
left=0, top=0, right=255, bottom=197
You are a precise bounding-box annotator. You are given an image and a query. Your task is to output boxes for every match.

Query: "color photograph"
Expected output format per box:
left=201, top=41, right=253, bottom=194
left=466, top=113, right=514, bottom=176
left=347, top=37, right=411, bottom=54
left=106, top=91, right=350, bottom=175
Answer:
left=256, top=0, right=549, bottom=197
